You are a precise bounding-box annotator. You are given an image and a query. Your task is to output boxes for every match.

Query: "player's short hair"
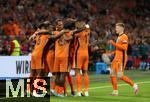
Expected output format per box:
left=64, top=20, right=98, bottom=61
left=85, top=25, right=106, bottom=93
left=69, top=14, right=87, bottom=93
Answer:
left=55, top=19, right=63, bottom=24
left=116, top=23, right=125, bottom=29
left=38, top=21, right=50, bottom=28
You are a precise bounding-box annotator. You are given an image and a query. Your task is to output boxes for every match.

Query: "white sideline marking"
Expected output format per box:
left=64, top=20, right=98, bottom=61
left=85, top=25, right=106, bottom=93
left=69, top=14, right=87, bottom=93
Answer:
left=89, top=81, right=150, bottom=90
left=0, top=81, right=150, bottom=100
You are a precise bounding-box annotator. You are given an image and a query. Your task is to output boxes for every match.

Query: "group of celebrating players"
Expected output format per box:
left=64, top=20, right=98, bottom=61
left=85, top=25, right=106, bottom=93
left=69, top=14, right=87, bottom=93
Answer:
left=28, top=18, right=90, bottom=97
left=27, top=18, right=138, bottom=97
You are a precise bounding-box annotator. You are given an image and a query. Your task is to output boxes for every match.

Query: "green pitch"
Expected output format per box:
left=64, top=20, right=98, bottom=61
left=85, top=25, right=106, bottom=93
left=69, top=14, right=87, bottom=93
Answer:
left=1, top=70, right=150, bottom=102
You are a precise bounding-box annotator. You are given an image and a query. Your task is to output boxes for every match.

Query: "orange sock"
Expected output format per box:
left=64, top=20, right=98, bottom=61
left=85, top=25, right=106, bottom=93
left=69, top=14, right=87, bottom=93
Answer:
left=76, top=73, right=82, bottom=92
left=120, top=75, right=134, bottom=86
left=59, top=87, right=64, bottom=95
left=110, top=76, right=118, bottom=90
left=51, top=80, right=55, bottom=90
left=84, top=73, right=89, bottom=91
left=55, top=85, right=59, bottom=94
left=67, top=74, right=74, bottom=92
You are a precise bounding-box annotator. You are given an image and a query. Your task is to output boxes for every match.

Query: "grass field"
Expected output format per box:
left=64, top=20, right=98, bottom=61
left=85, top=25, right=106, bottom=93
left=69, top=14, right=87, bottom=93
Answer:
left=0, top=69, right=150, bottom=102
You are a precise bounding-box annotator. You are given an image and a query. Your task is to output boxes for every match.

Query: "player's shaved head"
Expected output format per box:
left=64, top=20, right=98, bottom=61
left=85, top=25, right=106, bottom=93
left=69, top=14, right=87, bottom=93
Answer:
left=38, top=21, right=50, bottom=29
left=116, top=23, right=125, bottom=29
left=115, top=23, right=125, bottom=35
left=55, top=19, right=63, bottom=25
left=55, top=19, right=64, bottom=31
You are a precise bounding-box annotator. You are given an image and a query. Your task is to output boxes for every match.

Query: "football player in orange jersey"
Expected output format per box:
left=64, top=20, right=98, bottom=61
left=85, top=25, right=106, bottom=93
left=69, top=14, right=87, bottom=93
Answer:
left=27, top=21, right=51, bottom=96
left=73, top=21, right=90, bottom=96
left=53, top=19, right=73, bottom=97
left=63, top=33, right=76, bottom=96
left=51, top=19, right=87, bottom=97
left=42, top=25, right=70, bottom=96
left=108, top=23, right=138, bottom=96
left=28, top=21, right=69, bottom=96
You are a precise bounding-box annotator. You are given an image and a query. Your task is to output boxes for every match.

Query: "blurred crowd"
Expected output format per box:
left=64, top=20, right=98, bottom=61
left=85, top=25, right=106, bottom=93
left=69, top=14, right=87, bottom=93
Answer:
left=0, top=0, right=150, bottom=69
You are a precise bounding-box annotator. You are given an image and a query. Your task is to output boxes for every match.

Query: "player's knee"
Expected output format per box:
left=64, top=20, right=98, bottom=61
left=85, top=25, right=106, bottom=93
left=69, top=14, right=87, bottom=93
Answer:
left=59, top=78, right=65, bottom=86
left=52, top=75, right=56, bottom=80
left=117, top=72, right=123, bottom=78
left=109, top=69, right=116, bottom=77
left=75, top=69, right=80, bottom=75
left=59, top=73, right=67, bottom=85
left=55, top=75, right=59, bottom=85
left=110, top=74, right=115, bottom=77
left=82, top=70, right=87, bottom=75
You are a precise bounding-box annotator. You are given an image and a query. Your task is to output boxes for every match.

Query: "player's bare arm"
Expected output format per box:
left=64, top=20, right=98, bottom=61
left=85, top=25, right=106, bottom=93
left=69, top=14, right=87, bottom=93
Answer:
left=50, top=29, right=70, bottom=40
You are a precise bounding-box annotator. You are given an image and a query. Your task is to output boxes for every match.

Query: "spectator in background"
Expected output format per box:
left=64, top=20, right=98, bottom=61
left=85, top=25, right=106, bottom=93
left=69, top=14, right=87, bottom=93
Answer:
left=0, top=35, right=9, bottom=55
left=126, top=37, right=134, bottom=70
left=139, top=39, right=149, bottom=61
left=9, top=35, right=20, bottom=56
left=139, top=39, right=149, bottom=71
left=1, top=18, right=21, bottom=36
left=0, top=0, right=149, bottom=69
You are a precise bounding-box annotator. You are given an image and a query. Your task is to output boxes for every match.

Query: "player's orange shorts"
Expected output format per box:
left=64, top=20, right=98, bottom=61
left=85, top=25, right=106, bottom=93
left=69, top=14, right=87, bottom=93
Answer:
left=53, top=57, right=69, bottom=72
left=111, top=54, right=128, bottom=73
left=75, top=51, right=89, bottom=70
left=111, top=60, right=123, bottom=73
left=110, top=59, right=127, bottom=76
left=44, top=50, right=55, bottom=73
left=31, top=53, right=44, bottom=70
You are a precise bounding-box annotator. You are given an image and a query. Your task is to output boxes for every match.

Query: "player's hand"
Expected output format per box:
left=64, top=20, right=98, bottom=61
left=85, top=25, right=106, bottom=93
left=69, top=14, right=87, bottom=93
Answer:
left=29, top=34, right=36, bottom=41
left=93, top=46, right=99, bottom=50
left=107, top=40, right=113, bottom=44
left=34, top=28, right=40, bottom=34
left=85, top=24, right=90, bottom=29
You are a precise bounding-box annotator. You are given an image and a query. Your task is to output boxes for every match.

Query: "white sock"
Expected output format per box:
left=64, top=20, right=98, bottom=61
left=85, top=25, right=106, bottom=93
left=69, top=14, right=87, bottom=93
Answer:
left=133, top=84, right=138, bottom=89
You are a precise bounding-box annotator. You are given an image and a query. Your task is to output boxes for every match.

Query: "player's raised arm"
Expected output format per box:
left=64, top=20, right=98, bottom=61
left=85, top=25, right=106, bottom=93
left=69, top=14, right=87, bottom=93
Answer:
left=108, top=38, right=128, bottom=51
left=50, top=29, right=70, bottom=40
left=29, top=29, right=39, bottom=41
left=37, top=29, right=50, bottom=34
left=29, top=21, right=51, bottom=41
left=71, top=28, right=85, bottom=36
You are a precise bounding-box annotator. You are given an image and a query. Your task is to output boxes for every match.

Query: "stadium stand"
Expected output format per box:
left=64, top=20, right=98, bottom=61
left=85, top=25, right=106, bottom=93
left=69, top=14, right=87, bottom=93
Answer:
left=0, top=0, right=150, bottom=70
